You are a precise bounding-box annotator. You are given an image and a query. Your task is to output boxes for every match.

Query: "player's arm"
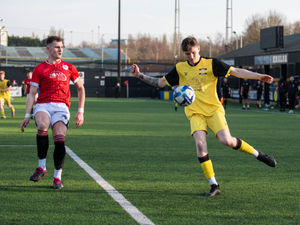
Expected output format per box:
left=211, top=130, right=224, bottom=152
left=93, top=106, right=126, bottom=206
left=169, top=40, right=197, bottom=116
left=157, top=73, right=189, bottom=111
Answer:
left=230, top=67, right=273, bottom=84
left=1, top=81, right=11, bottom=92
left=74, top=79, right=85, bottom=128
left=130, top=64, right=167, bottom=88
left=20, top=86, right=38, bottom=132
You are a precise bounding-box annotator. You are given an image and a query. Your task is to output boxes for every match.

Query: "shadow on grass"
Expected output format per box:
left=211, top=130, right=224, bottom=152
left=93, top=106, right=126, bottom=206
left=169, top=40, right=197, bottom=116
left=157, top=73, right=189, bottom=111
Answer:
left=0, top=185, right=210, bottom=199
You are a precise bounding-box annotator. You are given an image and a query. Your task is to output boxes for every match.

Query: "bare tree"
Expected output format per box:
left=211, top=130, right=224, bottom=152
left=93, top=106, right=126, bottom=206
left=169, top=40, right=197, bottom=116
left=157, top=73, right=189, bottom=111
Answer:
left=48, top=27, right=65, bottom=39
left=242, top=10, right=287, bottom=46
left=125, top=33, right=173, bottom=63
left=287, top=21, right=300, bottom=34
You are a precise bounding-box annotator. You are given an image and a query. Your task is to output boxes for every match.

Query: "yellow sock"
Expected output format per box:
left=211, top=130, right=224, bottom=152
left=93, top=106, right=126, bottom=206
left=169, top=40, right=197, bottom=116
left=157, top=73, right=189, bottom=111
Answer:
left=200, top=160, right=215, bottom=179
left=11, top=107, right=15, bottom=112
left=234, top=139, right=254, bottom=155
left=1, top=110, right=5, bottom=115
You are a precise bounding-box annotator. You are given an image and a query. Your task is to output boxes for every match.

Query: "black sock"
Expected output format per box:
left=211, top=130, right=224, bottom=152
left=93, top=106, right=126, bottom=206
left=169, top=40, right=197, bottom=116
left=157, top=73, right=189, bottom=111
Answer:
left=53, top=142, right=66, bottom=170
left=36, top=135, right=49, bottom=159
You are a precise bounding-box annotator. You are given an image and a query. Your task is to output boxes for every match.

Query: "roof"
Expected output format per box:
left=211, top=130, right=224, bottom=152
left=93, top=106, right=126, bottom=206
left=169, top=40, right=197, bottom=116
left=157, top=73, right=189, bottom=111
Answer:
left=0, top=46, right=125, bottom=61
left=218, top=33, right=300, bottom=59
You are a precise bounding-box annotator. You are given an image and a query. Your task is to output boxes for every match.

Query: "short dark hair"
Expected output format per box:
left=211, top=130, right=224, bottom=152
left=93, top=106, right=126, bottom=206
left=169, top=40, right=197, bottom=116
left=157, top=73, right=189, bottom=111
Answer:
left=46, top=36, right=63, bottom=45
left=181, top=36, right=199, bottom=51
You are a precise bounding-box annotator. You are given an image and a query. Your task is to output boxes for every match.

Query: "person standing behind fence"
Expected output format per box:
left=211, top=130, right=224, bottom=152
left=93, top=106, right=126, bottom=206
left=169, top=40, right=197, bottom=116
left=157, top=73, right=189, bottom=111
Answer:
left=221, top=78, right=231, bottom=109
left=256, top=80, right=263, bottom=108
left=0, top=71, right=15, bottom=119
left=241, top=79, right=251, bottom=110
left=287, top=76, right=298, bottom=114
left=278, top=76, right=288, bottom=112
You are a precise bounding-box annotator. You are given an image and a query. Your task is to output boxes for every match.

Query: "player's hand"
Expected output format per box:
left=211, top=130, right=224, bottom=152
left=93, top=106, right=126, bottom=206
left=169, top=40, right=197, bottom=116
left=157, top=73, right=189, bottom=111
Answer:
left=75, top=112, right=84, bottom=128
left=260, top=74, right=273, bottom=84
left=20, top=118, right=30, bottom=132
left=130, top=64, right=140, bottom=78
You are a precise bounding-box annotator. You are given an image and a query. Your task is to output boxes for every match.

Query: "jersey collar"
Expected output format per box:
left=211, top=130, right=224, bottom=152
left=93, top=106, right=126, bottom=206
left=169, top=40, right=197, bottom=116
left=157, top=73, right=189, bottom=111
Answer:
left=45, top=59, right=62, bottom=65
left=187, top=57, right=201, bottom=67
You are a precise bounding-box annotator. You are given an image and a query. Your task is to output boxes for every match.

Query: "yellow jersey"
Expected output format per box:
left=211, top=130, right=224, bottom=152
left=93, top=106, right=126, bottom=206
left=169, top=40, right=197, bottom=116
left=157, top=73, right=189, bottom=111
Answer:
left=163, top=57, right=232, bottom=119
left=0, top=79, right=11, bottom=98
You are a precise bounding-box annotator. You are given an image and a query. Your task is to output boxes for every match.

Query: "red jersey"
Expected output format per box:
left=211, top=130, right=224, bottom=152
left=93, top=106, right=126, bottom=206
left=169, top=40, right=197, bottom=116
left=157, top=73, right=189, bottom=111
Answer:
left=24, top=77, right=31, bottom=94
left=31, top=60, right=80, bottom=108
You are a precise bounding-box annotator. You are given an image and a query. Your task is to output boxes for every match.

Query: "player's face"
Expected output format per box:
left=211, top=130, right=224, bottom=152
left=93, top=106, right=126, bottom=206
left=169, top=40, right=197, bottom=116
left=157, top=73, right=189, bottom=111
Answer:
left=47, top=41, right=63, bottom=60
left=0, top=73, right=4, bottom=81
left=27, top=72, right=32, bottom=79
left=183, top=46, right=200, bottom=65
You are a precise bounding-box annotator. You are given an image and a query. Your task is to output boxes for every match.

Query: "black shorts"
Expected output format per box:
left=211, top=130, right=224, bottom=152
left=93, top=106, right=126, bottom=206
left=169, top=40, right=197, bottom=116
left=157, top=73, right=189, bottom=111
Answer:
left=257, top=93, right=262, bottom=100
left=242, top=92, right=248, bottom=99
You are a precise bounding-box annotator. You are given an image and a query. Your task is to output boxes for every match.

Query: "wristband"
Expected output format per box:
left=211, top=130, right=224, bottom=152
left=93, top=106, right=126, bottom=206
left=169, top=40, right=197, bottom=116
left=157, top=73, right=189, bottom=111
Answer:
left=25, top=113, right=31, bottom=118
left=78, top=108, right=84, bottom=113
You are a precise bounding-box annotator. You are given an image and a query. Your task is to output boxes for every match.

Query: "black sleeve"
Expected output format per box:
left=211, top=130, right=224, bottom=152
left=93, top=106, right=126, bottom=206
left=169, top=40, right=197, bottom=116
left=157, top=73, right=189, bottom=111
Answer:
left=164, top=67, right=179, bottom=86
left=212, top=58, right=231, bottom=77
left=7, top=81, right=11, bottom=87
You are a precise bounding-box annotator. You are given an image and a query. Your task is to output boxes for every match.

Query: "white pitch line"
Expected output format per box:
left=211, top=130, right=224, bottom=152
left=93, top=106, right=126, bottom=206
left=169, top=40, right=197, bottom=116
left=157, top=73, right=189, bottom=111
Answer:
left=66, top=146, right=155, bottom=225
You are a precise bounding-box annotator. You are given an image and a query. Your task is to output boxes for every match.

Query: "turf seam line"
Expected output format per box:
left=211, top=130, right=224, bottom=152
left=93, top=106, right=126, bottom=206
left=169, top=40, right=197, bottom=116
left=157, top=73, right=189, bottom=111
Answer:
left=66, top=146, right=155, bottom=225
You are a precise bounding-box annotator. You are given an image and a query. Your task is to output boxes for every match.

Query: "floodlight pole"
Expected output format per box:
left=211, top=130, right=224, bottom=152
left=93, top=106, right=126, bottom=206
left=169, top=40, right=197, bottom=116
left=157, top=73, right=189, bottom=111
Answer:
left=117, top=0, right=121, bottom=84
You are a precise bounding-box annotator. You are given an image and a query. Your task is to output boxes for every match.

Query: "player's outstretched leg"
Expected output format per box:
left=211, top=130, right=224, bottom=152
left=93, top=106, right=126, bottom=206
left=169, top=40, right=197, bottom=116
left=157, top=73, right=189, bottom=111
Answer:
left=256, top=151, right=277, bottom=167
left=233, top=138, right=277, bottom=167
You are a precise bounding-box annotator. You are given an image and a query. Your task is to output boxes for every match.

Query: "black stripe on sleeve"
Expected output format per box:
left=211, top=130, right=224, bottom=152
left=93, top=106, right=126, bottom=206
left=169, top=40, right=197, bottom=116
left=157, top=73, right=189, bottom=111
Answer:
left=164, top=67, right=179, bottom=86
left=212, top=58, right=231, bottom=77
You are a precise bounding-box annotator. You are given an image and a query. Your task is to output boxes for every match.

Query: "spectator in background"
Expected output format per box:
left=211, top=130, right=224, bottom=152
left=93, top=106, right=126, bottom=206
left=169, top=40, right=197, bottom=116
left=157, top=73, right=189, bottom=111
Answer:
left=0, top=71, right=15, bottom=118
left=241, top=79, right=251, bottom=110
left=287, top=76, right=298, bottom=114
left=114, top=82, right=121, bottom=98
left=221, top=78, right=231, bottom=109
left=24, top=71, right=33, bottom=96
left=256, top=80, right=263, bottom=108
left=278, top=76, right=288, bottom=112
left=263, top=82, right=270, bottom=110
left=295, top=91, right=300, bottom=109
left=12, top=80, right=18, bottom=87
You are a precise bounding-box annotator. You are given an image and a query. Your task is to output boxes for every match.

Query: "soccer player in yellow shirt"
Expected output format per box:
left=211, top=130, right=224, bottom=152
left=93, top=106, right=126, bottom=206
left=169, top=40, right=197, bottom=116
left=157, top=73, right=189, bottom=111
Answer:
left=0, top=71, right=15, bottom=119
left=130, top=36, right=276, bottom=197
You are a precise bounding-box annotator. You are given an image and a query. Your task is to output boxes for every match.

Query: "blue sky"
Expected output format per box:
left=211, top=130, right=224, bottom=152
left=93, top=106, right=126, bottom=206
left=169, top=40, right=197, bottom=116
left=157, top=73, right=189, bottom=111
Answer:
left=0, top=0, right=299, bottom=45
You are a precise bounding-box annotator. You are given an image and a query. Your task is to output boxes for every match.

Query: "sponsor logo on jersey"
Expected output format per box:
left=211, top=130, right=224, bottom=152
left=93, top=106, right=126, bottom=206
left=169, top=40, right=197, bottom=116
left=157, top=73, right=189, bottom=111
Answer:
left=199, top=68, right=207, bottom=75
left=49, top=70, right=67, bottom=81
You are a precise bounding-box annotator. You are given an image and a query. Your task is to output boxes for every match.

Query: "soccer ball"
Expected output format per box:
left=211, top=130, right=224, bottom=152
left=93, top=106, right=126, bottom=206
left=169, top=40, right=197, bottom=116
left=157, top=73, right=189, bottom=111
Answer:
left=173, top=85, right=195, bottom=106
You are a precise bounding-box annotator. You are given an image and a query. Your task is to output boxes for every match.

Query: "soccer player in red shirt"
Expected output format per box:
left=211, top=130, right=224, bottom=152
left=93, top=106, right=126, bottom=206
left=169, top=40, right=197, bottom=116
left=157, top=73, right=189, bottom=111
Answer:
left=24, top=71, right=32, bottom=96
left=20, top=36, right=85, bottom=189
